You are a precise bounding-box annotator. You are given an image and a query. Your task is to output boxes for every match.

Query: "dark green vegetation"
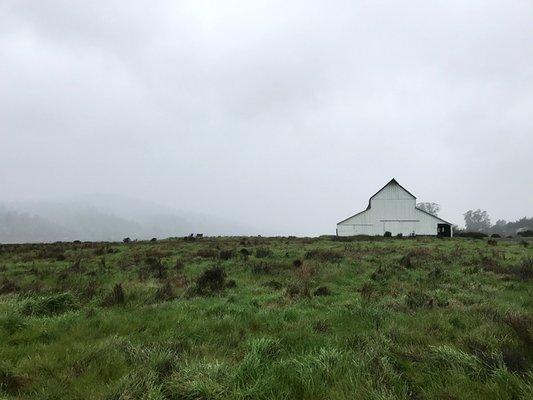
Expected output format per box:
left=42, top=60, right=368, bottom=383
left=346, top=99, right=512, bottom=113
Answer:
left=1, top=236, right=532, bottom=399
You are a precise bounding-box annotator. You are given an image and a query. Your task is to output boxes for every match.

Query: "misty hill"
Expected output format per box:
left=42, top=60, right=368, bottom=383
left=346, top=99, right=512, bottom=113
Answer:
left=0, top=195, right=253, bottom=243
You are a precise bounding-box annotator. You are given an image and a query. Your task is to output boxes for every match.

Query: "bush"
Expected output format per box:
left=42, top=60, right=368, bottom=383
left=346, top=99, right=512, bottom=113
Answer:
left=154, top=280, right=175, bottom=302
left=384, top=231, right=392, bottom=237
left=255, top=247, right=273, bottom=258
left=292, top=259, right=302, bottom=268
left=517, top=230, right=533, bottom=237
left=313, top=286, right=331, bottom=296
left=219, top=249, right=235, bottom=260
left=23, top=292, right=78, bottom=316
left=194, top=266, right=226, bottom=295
left=396, top=233, right=403, bottom=238
left=487, top=238, right=497, bottom=246
left=175, top=259, right=185, bottom=271
left=123, top=237, right=131, bottom=243
left=491, top=234, right=501, bottom=238
left=195, top=248, right=218, bottom=259
left=455, top=231, right=487, bottom=239
left=150, top=238, right=157, bottom=242
left=103, top=284, right=125, bottom=306
left=517, top=257, right=533, bottom=280
left=304, top=249, right=343, bottom=263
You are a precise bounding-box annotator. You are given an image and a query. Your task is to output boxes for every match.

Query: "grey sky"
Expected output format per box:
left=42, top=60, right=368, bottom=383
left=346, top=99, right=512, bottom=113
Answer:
left=1, top=0, right=532, bottom=236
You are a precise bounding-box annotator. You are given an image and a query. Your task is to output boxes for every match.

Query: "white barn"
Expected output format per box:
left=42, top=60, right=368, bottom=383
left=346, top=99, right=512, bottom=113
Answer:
left=337, top=179, right=452, bottom=237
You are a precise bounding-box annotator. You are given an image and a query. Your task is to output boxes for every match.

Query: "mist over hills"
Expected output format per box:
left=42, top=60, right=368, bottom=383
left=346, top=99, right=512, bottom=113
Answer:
left=0, top=194, right=254, bottom=243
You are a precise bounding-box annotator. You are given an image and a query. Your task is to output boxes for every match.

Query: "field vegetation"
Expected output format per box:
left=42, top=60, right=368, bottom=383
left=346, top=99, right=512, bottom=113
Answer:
left=0, top=236, right=532, bottom=399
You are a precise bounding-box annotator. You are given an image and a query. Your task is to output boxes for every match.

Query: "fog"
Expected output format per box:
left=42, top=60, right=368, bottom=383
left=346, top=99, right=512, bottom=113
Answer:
left=1, top=0, right=532, bottom=239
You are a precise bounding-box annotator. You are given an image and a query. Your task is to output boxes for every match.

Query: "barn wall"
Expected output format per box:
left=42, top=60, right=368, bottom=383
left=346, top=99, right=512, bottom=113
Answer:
left=337, top=181, right=447, bottom=236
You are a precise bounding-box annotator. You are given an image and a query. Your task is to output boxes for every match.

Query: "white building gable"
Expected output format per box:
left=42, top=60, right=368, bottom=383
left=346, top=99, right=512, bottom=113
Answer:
left=337, top=179, right=452, bottom=236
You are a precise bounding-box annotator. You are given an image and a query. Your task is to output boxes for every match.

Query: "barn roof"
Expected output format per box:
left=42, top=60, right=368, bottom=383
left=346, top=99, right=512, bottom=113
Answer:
left=337, top=178, right=452, bottom=225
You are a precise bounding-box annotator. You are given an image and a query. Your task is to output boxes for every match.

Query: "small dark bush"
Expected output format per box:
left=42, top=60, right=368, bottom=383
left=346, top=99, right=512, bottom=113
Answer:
left=313, top=286, right=331, bottom=296
left=491, top=234, right=501, bottom=238
left=503, top=311, right=532, bottom=346
left=239, top=248, right=251, bottom=257
left=150, top=238, right=157, bottom=242
left=517, top=230, right=533, bottom=237
left=292, top=259, right=302, bottom=268
left=123, top=237, right=131, bottom=243
left=264, top=280, right=282, bottom=290
left=103, top=284, right=125, bottom=306
left=487, top=238, right=497, bottom=246
left=0, top=279, right=19, bottom=294
left=154, top=280, right=175, bottom=302
left=250, top=260, right=291, bottom=275
left=0, top=361, right=27, bottom=395
left=194, top=266, right=226, bottom=295
left=219, top=249, right=235, bottom=260
left=455, top=231, right=487, bottom=239
left=304, top=249, right=343, bottom=263
left=313, top=320, right=330, bottom=333
left=146, top=257, right=165, bottom=279
left=255, top=247, right=273, bottom=258
left=396, top=233, right=403, bottom=238
left=36, top=245, right=65, bottom=261
left=405, top=290, right=432, bottom=309
left=517, top=257, right=533, bottom=280
left=226, top=279, right=237, bottom=289
left=175, top=259, right=185, bottom=271
left=384, top=231, right=392, bottom=237
left=23, top=292, right=78, bottom=316
left=285, top=282, right=310, bottom=298
left=195, top=248, right=218, bottom=259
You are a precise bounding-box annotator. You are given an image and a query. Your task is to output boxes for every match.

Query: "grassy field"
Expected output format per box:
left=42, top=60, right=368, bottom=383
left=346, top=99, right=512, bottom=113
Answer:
left=0, top=236, right=532, bottom=399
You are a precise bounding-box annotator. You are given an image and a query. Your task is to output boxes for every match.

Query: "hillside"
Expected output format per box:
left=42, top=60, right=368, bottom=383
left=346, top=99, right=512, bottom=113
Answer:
left=0, top=236, right=532, bottom=399
left=0, top=196, right=253, bottom=243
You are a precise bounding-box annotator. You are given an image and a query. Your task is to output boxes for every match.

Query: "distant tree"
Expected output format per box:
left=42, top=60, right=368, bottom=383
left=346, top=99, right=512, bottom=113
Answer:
left=464, top=209, right=491, bottom=232
left=417, top=202, right=440, bottom=216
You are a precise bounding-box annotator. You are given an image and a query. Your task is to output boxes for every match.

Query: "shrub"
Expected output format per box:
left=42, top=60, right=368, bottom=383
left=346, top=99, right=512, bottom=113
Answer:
left=175, top=259, right=185, bottom=271
left=487, top=238, right=497, bottom=246
left=491, top=234, right=501, bottom=238
left=264, top=280, right=282, bottom=290
left=304, top=249, right=343, bottom=263
left=455, top=232, right=487, bottom=239
left=103, top=284, right=125, bottom=306
left=517, top=230, right=533, bottom=237
left=195, top=248, right=218, bottom=259
left=0, top=279, right=19, bottom=294
left=503, top=311, right=532, bottom=346
left=154, top=280, right=175, bottom=302
left=250, top=260, right=291, bottom=275
left=22, top=292, right=78, bottom=316
left=36, top=245, right=65, bottom=261
left=226, top=279, right=237, bottom=289
left=285, top=282, right=310, bottom=298
left=517, top=257, right=533, bottom=280
left=255, top=247, right=273, bottom=258
left=150, top=238, right=157, bottom=242
left=0, top=361, right=26, bottom=395
left=384, top=231, right=392, bottom=237
left=292, top=259, right=303, bottom=268
left=219, top=249, right=235, bottom=260
left=405, top=290, right=432, bottom=309
left=193, top=266, right=226, bottom=295
left=396, top=233, right=403, bottom=238
left=123, top=237, right=131, bottom=243
left=313, top=286, right=331, bottom=296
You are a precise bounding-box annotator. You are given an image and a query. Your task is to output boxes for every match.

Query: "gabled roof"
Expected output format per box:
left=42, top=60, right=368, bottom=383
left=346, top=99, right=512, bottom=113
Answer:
left=337, top=178, right=452, bottom=226
left=415, top=207, right=452, bottom=225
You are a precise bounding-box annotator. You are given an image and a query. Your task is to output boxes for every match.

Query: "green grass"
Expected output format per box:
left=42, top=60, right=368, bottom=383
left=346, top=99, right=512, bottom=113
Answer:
left=0, top=236, right=532, bottom=399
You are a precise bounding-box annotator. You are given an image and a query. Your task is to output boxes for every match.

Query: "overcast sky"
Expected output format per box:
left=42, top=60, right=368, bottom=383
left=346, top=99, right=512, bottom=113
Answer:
left=1, top=0, right=532, bottom=235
